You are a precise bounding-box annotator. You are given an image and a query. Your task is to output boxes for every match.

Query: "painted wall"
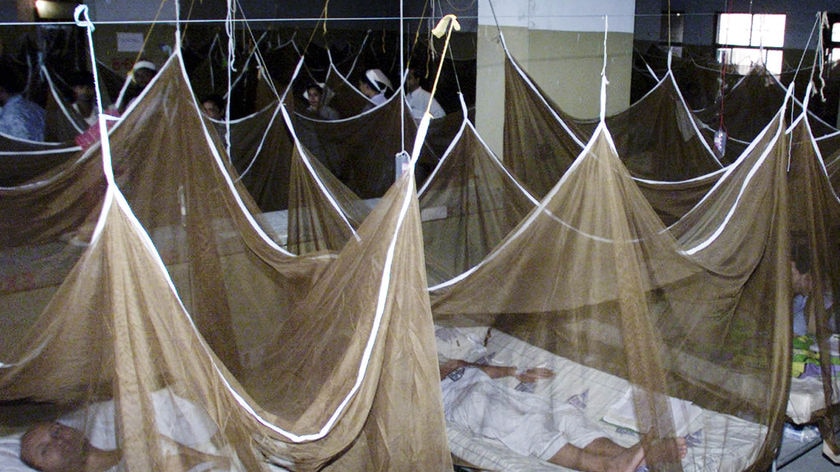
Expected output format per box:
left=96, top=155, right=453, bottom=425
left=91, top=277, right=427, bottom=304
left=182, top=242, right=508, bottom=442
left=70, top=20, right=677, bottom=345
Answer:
left=476, top=0, right=635, bottom=158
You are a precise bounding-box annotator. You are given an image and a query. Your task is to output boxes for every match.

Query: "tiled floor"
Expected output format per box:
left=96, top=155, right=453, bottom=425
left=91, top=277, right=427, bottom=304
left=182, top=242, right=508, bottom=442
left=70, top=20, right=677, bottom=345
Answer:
left=776, top=435, right=839, bottom=471
left=777, top=443, right=838, bottom=471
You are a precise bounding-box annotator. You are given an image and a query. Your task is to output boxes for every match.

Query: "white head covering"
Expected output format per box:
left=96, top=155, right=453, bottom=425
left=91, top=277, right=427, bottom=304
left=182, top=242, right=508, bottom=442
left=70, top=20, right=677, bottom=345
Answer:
left=364, top=69, right=392, bottom=92
left=132, top=60, right=157, bottom=73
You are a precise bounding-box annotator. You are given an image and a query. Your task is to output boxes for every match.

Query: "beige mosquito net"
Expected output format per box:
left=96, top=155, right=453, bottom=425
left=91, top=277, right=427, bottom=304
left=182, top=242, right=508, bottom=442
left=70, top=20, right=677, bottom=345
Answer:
left=784, top=109, right=840, bottom=455
left=430, top=91, right=792, bottom=471
left=0, top=21, right=829, bottom=472
left=503, top=52, right=724, bottom=202
left=1, top=49, right=451, bottom=471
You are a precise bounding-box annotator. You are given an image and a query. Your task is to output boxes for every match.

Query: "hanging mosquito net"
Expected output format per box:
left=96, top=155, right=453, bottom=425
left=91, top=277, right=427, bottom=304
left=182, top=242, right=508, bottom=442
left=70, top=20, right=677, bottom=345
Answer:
left=0, top=48, right=451, bottom=471
left=428, top=92, right=792, bottom=471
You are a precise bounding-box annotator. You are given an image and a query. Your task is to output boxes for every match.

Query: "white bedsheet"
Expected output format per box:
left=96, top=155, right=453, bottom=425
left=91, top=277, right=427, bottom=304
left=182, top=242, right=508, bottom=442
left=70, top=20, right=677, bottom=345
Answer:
left=788, top=375, right=840, bottom=425
left=441, top=327, right=767, bottom=472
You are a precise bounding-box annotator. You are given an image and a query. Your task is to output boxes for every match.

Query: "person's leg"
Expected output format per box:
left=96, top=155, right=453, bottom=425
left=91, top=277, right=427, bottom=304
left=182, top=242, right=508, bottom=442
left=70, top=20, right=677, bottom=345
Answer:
left=547, top=436, right=688, bottom=472
left=579, top=437, right=630, bottom=457
left=546, top=441, right=644, bottom=472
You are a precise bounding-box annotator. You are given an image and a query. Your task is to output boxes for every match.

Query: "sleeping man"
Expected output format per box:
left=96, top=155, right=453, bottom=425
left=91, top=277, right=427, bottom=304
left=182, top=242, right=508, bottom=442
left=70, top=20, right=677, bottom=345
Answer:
left=438, top=327, right=687, bottom=472
left=18, top=389, right=235, bottom=472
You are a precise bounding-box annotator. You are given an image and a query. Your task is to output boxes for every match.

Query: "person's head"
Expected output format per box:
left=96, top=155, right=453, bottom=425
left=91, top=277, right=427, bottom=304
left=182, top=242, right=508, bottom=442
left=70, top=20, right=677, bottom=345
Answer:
left=131, top=60, right=157, bottom=88
left=358, top=69, right=391, bottom=98
left=200, top=94, right=224, bottom=120
left=69, top=71, right=95, bottom=104
left=792, top=244, right=813, bottom=296
left=304, top=83, right=324, bottom=109
left=20, top=422, right=89, bottom=472
left=405, top=68, right=422, bottom=93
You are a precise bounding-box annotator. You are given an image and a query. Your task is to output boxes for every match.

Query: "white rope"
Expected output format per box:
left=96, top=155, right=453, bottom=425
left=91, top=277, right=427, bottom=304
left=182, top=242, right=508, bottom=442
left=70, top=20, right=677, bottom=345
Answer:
left=410, top=14, right=459, bottom=164
left=74, top=5, right=116, bottom=187
left=815, top=12, right=829, bottom=103
left=400, top=0, right=406, bottom=153
left=600, top=15, right=609, bottom=123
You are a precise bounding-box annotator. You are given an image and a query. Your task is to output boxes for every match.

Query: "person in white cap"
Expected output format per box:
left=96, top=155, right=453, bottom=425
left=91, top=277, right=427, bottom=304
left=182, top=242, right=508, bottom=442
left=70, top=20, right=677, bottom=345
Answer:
left=358, top=68, right=392, bottom=111
left=117, top=59, right=157, bottom=113
left=131, top=60, right=157, bottom=89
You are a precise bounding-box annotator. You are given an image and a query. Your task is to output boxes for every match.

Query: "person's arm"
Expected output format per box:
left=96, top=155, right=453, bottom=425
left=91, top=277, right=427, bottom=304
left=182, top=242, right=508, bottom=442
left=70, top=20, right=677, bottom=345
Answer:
left=440, top=359, right=554, bottom=382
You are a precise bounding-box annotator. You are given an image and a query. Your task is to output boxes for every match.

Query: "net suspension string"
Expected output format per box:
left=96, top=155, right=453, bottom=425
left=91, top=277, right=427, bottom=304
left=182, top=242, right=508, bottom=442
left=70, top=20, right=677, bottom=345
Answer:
left=74, top=5, right=115, bottom=188
left=409, top=14, right=460, bottom=164
left=600, top=15, right=609, bottom=124
left=485, top=0, right=588, bottom=149
left=111, top=0, right=171, bottom=111
left=400, top=0, right=406, bottom=153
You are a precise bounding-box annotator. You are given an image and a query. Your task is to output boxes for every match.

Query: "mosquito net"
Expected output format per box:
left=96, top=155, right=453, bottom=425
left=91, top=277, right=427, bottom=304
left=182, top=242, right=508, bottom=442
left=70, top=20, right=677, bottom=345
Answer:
left=694, top=66, right=839, bottom=162
left=503, top=53, right=723, bottom=202
left=0, top=49, right=451, bottom=471
left=503, top=52, right=726, bottom=226
left=0, top=21, right=827, bottom=472
left=430, top=97, right=792, bottom=471
left=418, top=110, right=537, bottom=286
left=784, top=111, right=840, bottom=455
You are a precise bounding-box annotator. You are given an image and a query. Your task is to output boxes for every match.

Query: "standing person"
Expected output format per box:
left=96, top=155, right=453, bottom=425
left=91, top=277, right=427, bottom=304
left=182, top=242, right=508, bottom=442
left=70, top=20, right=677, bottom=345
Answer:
left=0, top=63, right=46, bottom=141
left=302, top=83, right=340, bottom=120
left=358, top=68, right=392, bottom=111
left=404, top=67, right=445, bottom=121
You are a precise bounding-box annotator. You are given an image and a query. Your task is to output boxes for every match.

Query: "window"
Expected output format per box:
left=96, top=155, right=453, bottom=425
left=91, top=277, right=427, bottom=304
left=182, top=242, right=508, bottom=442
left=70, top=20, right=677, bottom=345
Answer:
left=716, top=13, right=786, bottom=74
left=826, top=15, right=840, bottom=63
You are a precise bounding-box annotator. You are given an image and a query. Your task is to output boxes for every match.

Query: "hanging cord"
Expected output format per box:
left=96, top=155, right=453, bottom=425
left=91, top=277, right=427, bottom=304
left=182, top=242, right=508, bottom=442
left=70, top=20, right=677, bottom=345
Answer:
left=74, top=5, right=115, bottom=185
left=404, top=0, right=430, bottom=75
left=793, top=12, right=822, bottom=96
left=599, top=15, right=609, bottom=123
left=399, top=0, right=405, bottom=152
left=410, top=14, right=459, bottom=164
left=113, top=0, right=169, bottom=112
left=180, top=0, right=197, bottom=38
left=486, top=0, right=506, bottom=51
left=347, top=30, right=372, bottom=77
left=814, top=12, right=829, bottom=103
left=232, top=0, right=279, bottom=103
left=298, top=0, right=331, bottom=77
left=666, top=0, right=671, bottom=52
left=220, top=0, right=237, bottom=160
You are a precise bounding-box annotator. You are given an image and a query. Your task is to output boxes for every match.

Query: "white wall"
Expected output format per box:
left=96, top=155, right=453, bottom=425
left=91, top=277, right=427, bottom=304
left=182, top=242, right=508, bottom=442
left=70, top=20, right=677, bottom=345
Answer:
left=475, top=0, right=636, bottom=157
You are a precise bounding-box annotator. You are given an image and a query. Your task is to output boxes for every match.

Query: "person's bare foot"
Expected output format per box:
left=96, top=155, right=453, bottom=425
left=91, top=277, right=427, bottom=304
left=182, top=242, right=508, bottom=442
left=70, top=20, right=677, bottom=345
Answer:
left=607, top=443, right=645, bottom=472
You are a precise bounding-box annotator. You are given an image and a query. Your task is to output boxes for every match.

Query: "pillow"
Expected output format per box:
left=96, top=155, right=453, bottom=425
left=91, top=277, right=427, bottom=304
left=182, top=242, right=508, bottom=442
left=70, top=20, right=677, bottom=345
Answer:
left=0, top=433, right=36, bottom=472
left=434, top=326, right=491, bottom=363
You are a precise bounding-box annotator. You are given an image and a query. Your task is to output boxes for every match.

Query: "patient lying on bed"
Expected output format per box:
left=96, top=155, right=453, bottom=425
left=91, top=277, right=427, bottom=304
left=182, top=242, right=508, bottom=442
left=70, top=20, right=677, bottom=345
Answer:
left=437, top=327, right=686, bottom=472
left=18, top=389, right=232, bottom=472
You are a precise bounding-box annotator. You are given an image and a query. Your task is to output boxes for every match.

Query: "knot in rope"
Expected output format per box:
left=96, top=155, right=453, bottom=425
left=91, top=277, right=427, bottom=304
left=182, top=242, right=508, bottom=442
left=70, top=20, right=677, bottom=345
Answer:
left=74, top=4, right=95, bottom=31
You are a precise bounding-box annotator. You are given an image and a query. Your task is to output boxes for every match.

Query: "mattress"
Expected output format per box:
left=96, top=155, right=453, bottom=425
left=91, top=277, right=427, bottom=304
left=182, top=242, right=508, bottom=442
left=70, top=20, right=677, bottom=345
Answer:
left=439, top=326, right=767, bottom=472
